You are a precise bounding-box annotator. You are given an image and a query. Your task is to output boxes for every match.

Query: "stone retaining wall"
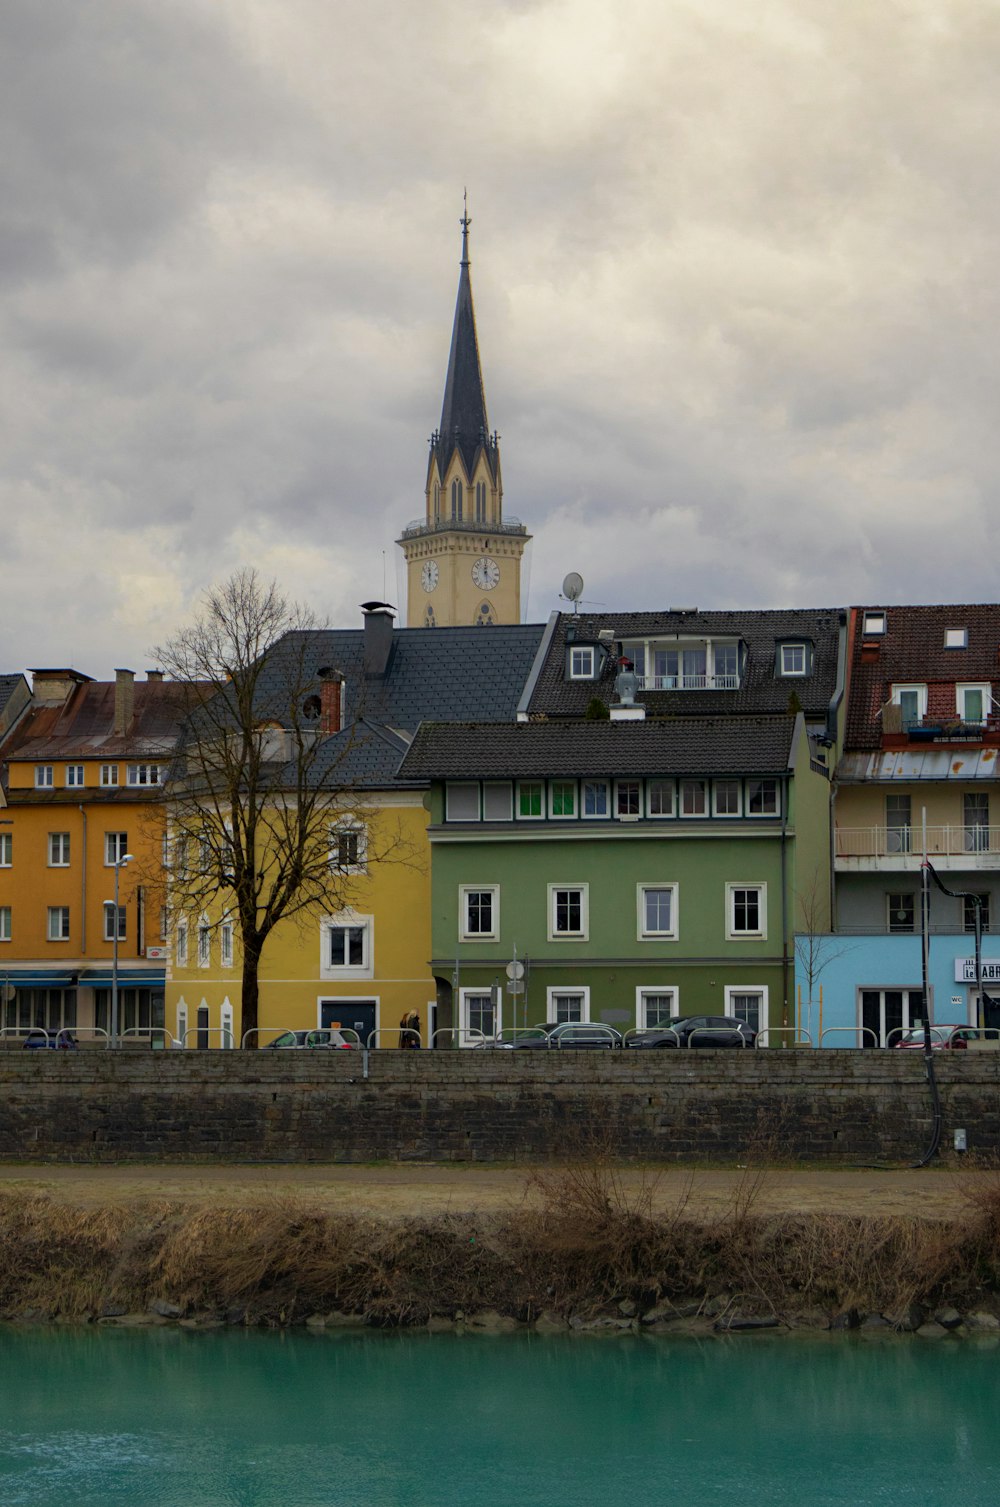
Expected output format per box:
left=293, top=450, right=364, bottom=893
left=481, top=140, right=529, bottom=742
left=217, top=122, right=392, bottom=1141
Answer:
left=1, top=1050, right=999, bottom=1162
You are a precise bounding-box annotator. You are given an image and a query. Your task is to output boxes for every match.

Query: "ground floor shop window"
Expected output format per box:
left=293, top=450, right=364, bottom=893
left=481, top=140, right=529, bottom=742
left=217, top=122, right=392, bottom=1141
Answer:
left=3, top=989, right=76, bottom=1034
left=94, top=988, right=165, bottom=1036
left=859, top=987, right=925, bottom=1048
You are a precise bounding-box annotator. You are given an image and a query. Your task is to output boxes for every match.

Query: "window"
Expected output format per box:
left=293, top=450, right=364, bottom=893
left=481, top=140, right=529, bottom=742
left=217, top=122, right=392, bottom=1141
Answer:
left=483, top=782, right=512, bottom=821
left=47, top=906, right=70, bottom=941
left=323, top=915, right=373, bottom=976
left=713, top=780, right=741, bottom=817
left=517, top=782, right=544, bottom=819
left=964, top=894, right=990, bottom=934
left=549, top=781, right=577, bottom=818
left=945, top=628, right=968, bottom=649
left=328, top=926, right=365, bottom=967
left=35, top=766, right=53, bottom=789
left=713, top=643, right=740, bottom=688
left=726, top=884, right=766, bottom=939
left=582, top=780, right=609, bottom=818
left=221, top=919, right=234, bottom=967
left=103, top=903, right=127, bottom=941
left=964, top=793, right=990, bottom=854
left=48, top=832, right=70, bottom=866
left=863, top=612, right=886, bottom=635
left=638, top=884, right=678, bottom=940
left=680, top=779, right=707, bottom=817
left=221, top=1002, right=235, bottom=1049
left=549, top=885, right=588, bottom=940
left=105, top=832, right=128, bottom=865
left=569, top=646, right=596, bottom=679
left=887, top=893, right=916, bottom=933
left=886, top=794, right=912, bottom=854
left=475, top=480, right=487, bottom=523
left=636, top=989, right=677, bottom=1029
left=860, top=988, right=925, bottom=1048
left=546, top=987, right=590, bottom=1024
left=779, top=644, right=806, bottom=676
left=615, top=781, right=641, bottom=818
left=450, top=478, right=463, bottom=520
left=100, top=764, right=119, bottom=787
left=330, top=823, right=367, bottom=872
left=958, top=684, right=991, bottom=724
left=725, top=987, right=767, bottom=1032
left=892, top=684, right=927, bottom=729
left=747, top=779, right=780, bottom=817
left=461, top=988, right=497, bottom=1044
left=65, top=765, right=85, bottom=787
left=0, top=833, right=11, bottom=867
left=197, top=921, right=211, bottom=967
left=647, top=779, right=674, bottom=818
left=461, top=886, right=499, bottom=941
left=126, top=763, right=162, bottom=786
left=176, top=918, right=188, bottom=967
left=446, top=783, right=480, bottom=821
left=0, top=907, right=10, bottom=942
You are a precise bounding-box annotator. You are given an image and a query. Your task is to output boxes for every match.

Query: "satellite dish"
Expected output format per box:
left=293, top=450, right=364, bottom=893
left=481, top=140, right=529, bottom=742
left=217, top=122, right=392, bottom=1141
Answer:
left=561, top=572, right=584, bottom=604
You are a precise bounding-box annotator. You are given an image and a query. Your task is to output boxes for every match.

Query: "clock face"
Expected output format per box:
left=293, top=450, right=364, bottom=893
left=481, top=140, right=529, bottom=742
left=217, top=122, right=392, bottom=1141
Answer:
left=421, top=560, right=439, bottom=593
left=472, top=556, right=500, bottom=591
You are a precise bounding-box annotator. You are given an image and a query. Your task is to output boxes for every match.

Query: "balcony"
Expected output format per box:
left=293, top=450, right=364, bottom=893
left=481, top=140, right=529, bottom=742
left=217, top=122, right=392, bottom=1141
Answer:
left=399, top=515, right=528, bottom=541
left=638, top=673, right=740, bottom=692
left=835, top=825, right=1000, bottom=871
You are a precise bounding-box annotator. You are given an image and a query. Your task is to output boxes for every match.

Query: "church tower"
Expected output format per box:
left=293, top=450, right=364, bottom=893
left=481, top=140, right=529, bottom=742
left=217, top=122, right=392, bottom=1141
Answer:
left=398, top=209, right=530, bottom=627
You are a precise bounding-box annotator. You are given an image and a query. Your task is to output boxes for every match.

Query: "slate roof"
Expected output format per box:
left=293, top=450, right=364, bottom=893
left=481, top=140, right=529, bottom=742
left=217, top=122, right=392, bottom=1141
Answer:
left=0, top=675, right=24, bottom=713
left=399, top=716, right=798, bottom=781
left=430, top=222, right=498, bottom=484
left=526, top=608, right=843, bottom=719
left=846, top=603, right=1000, bottom=750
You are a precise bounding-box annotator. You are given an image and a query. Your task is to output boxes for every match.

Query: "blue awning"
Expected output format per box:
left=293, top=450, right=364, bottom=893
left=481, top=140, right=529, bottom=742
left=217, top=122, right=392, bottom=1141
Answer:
left=1, top=971, right=76, bottom=990
left=77, top=969, right=165, bottom=988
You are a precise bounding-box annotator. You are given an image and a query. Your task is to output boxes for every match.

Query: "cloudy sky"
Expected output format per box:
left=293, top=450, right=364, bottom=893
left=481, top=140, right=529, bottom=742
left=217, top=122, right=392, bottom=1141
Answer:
left=2, top=0, right=999, bottom=676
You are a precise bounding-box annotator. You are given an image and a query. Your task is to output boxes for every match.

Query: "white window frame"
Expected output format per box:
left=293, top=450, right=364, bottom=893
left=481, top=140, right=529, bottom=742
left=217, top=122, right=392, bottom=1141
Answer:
left=746, top=779, right=780, bottom=818
left=459, top=986, right=499, bottom=1046
left=220, top=918, right=234, bottom=968
left=176, top=917, right=188, bottom=968
left=105, top=831, right=128, bottom=866
left=459, top=884, right=500, bottom=943
left=635, top=987, right=680, bottom=1030
left=636, top=883, right=679, bottom=941
left=569, top=645, right=596, bottom=679
left=100, top=764, right=119, bottom=787
left=103, top=902, right=127, bottom=942
left=548, top=884, right=589, bottom=941
left=65, top=764, right=85, bottom=788
left=176, top=1001, right=188, bottom=1047
left=34, top=766, right=53, bottom=789
left=891, top=683, right=927, bottom=725
left=194, top=916, right=210, bottom=968
left=549, top=780, right=578, bottom=819
left=126, top=763, right=162, bottom=787
left=0, top=833, right=9, bottom=867
left=726, top=883, right=767, bottom=940
left=863, top=612, right=886, bottom=635
left=724, top=985, right=768, bottom=1032
left=321, top=912, right=374, bottom=979
left=47, top=906, right=70, bottom=942
left=446, top=782, right=480, bottom=821
left=0, top=905, right=10, bottom=942
left=945, top=628, right=968, bottom=649
left=220, top=1000, right=235, bottom=1049
left=582, top=780, right=610, bottom=819
left=545, top=986, right=591, bottom=1024
left=329, top=820, right=368, bottom=874
left=679, top=779, right=708, bottom=818
left=482, top=782, right=513, bottom=821
left=614, top=780, right=642, bottom=819
left=779, top=643, right=808, bottom=677
left=646, top=779, right=675, bottom=818
left=516, top=781, right=544, bottom=820
left=957, top=683, right=991, bottom=724
left=713, top=779, right=742, bottom=817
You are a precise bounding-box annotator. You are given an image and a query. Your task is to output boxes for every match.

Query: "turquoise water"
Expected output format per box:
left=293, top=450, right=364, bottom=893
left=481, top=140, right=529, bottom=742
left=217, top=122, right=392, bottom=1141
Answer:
left=0, top=1327, right=998, bottom=1506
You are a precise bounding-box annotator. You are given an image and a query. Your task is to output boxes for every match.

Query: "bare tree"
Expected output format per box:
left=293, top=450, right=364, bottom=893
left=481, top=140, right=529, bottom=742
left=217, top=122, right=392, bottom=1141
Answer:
left=151, top=569, right=409, bottom=1044
left=793, top=866, right=856, bottom=1044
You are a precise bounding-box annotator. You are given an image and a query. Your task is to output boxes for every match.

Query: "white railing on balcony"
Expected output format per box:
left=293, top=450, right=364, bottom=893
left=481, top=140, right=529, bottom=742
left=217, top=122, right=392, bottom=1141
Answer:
left=638, top=673, right=740, bottom=692
left=836, top=825, right=999, bottom=858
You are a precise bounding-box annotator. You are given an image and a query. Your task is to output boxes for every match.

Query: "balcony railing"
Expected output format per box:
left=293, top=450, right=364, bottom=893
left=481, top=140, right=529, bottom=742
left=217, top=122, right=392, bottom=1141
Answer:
left=836, top=825, right=998, bottom=859
left=400, top=515, right=528, bottom=540
left=638, top=673, right=740, bottom=692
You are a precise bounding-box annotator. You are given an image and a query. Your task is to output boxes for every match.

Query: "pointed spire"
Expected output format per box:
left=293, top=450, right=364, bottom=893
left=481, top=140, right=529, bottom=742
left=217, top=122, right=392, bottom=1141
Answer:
left=434, top=198, right=496, bottom=481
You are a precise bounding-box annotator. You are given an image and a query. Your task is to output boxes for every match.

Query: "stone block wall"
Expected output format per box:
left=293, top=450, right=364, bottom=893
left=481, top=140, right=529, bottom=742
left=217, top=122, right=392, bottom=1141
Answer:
left=0, top=1050, right=998, bottom=1163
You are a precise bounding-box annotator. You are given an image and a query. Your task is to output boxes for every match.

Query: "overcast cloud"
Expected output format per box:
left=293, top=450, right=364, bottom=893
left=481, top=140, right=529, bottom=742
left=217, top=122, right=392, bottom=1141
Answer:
left=2, top=0, right=999, bottom=676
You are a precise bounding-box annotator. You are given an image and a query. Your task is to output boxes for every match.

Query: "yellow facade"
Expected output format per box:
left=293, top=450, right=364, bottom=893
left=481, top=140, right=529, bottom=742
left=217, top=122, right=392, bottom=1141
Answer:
left=165, top=793, right=433, bottom=1049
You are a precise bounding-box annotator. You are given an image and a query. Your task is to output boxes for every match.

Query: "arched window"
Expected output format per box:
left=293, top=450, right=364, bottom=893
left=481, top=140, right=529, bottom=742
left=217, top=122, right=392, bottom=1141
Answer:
left=451, top=479, right=463, bottom=520
left=433, top=483, right=440, bottom=521
left=475, top=481, right=487, bottom=522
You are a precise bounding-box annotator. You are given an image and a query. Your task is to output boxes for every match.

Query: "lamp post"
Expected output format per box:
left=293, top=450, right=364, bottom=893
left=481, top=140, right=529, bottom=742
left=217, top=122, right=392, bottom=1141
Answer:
left=110, top=853, right=134, bottom=1048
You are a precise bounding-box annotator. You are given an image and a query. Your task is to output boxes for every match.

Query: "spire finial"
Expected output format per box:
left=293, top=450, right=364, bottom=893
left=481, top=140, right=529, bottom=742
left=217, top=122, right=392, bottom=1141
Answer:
left=460, top=187, right=471, bottom=266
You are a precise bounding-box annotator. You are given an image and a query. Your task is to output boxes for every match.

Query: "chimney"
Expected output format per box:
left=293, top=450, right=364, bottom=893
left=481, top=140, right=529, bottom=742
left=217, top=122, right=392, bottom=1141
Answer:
left=317, top=668, right=344, bottom=734
left=28, top=669, right=92, bottom=704
left=361, top=601, right=396, bottom=678
left=146, top=670, right=164, bottom=683
left=610, top=658, right=646, bottom=722
left=114, top=669, right=135, bottom=735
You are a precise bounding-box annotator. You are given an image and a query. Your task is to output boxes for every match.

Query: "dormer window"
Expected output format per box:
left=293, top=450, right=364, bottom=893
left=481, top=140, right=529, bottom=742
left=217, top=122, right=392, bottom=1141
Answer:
left=778, top=642, right=811, bottom=677
left=569, top=645, right=596, bottom=680
left=621, top=637, right=741, bottom=692
left=945, top=628, right=968, bottom=649
left=892, top=684, right=927, bottom=729
left=957, top=684, right=991, bottom=725
left=863, top=612, right=886, bottom=635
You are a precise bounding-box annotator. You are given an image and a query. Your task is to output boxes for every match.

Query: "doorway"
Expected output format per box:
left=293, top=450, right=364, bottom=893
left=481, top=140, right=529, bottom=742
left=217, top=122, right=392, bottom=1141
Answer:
left=321, top=998, right=376, bottom=1048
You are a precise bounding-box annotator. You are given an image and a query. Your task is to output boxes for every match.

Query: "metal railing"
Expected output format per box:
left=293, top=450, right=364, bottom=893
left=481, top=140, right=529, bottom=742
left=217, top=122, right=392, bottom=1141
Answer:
left=819, top=1026, right=880, bottom=1048
left=120, top=1027, right=182, bottom=1050
left=835, top=825, right=999, bottom=859
left=366, top=1027, right=424, bottom=1050
left=755, top=1027, right=813, bottom=1048
left=400, top=516, right=527, bottom=540
left=637, top=673, right=740, bottom=692
left=430, top=1027, right=487, bottom=1049
left=182, top=1026, right=237, bottom=1049
left=1, top=1026, right=110, bottom=1048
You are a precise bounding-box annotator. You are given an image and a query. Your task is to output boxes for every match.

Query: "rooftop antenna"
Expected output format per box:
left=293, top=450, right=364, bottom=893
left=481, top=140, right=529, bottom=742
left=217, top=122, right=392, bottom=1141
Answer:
left=560, top=572, right=584, bottom=615
left=460, top=188, right=470, bottom=265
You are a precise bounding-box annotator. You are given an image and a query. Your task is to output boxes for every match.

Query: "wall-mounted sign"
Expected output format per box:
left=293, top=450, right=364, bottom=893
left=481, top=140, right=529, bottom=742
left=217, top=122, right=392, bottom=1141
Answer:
left=146, top=946, right=167, bottom=960
left=955, top=958, right=1000, bottom=983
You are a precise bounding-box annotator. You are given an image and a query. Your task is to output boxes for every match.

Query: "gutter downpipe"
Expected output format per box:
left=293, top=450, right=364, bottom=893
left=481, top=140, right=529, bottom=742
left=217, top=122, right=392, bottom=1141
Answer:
left=78, top=805, right=87, bottom=953
left=913, top=807, right=942, bottom=1167
left=829, top=608, right=851, bottom=934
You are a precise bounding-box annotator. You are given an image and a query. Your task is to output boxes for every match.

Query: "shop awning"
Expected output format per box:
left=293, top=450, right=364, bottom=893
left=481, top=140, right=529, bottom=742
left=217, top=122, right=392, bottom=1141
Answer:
left=1, top=970, right=76, bottom=990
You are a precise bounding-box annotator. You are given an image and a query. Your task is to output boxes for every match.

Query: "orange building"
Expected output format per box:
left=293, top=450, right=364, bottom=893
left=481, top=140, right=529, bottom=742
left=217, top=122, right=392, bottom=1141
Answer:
left=0, top=668, right=186, bottom=1042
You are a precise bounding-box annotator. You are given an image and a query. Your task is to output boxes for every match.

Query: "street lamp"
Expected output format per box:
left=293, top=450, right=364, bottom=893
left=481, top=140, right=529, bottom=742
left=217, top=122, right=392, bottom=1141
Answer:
left=109, top=853, right=134, bottom=1048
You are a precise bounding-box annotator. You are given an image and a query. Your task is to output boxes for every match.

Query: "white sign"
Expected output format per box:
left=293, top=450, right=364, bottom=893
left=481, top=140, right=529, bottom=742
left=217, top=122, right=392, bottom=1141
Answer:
left=955, top=958, right=1000, bottom=983
left=145, top=946, right=167, bottom=960
left=505, top=961, right=525, bottom=981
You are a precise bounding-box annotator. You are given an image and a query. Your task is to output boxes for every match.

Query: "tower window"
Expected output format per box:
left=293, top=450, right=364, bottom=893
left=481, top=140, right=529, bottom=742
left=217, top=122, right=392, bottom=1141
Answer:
left=475, top=481, right=487, bottom=522
left=451, top=479, right=463, bottom=520
left=433, top=483, right=441, bottom=521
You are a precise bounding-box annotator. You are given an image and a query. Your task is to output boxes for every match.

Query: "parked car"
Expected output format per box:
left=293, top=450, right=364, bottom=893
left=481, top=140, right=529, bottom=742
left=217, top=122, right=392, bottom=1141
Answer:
left=22, top=1029, right=78, bottom=1050
left=264, top=1028, right=359, bottom=1050
left=626, top=1015, right=757, bottom=1049
left=492, top=1022, right=624, bottom=1050
left=892, top=1024, right=998, bottom=1050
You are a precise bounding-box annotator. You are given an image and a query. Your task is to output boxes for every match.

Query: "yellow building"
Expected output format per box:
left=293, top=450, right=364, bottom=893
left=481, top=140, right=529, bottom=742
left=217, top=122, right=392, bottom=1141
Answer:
left=398, top=211, right=530, bottom=628
left=0, top=669, right=184, bottom=1041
